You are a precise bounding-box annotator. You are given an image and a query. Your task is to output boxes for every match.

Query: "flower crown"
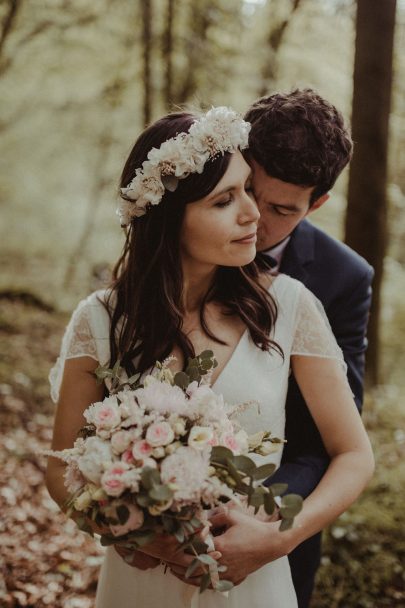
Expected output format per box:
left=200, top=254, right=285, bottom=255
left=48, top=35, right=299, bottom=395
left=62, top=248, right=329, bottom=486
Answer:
left=117, top=106, right=251, bottom=226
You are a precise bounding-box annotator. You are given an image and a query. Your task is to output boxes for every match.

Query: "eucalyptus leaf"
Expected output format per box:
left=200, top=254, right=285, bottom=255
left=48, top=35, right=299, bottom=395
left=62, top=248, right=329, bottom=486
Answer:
left=185, top=539, right=208, bottom=554
left=136, top=493, right=151, bottom=507
left=149, top=484, right=173, bottom=501
left=251, top=463, right=276, bottom=480
left=215, top=580, right=234, bottom=592
left=185, top=558, right=201, bottom=579
left=174, top=371, right=190, bottom=389
left=232, top=454, right=256, bottom=475
left=199, top=572, right=211, bottom=594
left=197, top=554, right=217, bottom=566
left=268, top=483, right=288, bottom=496
left=174, top=528, right=185, bottom=543
left=200, top=350, right=214, bottom=359
left=210, top=445, right=234, bottom=465
left=280, top=494, right=303, bottom=518
left=141, top=467, right=161, bottom=489
left=263, top=491, right=276, bottom=515
left=279, top=517, right=294, bottom=531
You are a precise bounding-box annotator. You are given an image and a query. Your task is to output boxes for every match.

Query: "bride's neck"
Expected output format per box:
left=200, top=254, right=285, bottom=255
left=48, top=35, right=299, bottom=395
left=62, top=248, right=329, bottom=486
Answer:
left=181, top=261, right=217, bottom=314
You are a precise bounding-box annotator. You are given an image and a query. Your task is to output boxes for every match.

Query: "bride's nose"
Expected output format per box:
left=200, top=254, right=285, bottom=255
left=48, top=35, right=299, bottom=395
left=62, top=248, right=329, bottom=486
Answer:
left=239, top=192, right=260, bottom=224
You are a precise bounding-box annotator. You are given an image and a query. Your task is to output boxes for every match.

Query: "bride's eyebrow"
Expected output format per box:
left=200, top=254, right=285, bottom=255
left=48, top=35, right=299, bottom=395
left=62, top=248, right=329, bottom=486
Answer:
left=207, top=172, right=252, bottom=201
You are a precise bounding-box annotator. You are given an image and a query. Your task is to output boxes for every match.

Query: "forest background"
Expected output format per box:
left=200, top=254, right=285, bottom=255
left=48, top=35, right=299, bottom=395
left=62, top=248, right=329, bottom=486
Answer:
left=0, top=0, right=404, bottom=606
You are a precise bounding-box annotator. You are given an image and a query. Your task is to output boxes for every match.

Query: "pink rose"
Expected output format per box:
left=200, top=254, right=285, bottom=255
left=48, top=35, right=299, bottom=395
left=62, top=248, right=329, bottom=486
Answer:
left=220, top=432, right=239, bottom=453
left=132, top=439, right=153, bottom=460
left=85, top=397, right=121, bottom=433
left=101, top=463, right=130, bottom=497
left=122, top=449, right=136, bottom=465
left=111, top=430, right=133, bottom=454
left=145, top=422, right=174, bottom=447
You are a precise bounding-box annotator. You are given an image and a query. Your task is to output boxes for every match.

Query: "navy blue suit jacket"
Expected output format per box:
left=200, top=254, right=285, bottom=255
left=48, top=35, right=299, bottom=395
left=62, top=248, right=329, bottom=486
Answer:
left=262, top=219, right=373, bottom=607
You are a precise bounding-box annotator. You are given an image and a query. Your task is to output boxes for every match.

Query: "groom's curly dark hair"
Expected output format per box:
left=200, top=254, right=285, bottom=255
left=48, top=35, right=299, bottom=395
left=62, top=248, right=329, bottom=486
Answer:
left=244, top=88, right=353, bottom=205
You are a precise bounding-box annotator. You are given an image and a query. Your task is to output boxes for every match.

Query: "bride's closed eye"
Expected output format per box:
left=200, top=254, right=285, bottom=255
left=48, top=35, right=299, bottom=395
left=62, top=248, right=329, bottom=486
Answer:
left=214, top=194, right=234, bottom=208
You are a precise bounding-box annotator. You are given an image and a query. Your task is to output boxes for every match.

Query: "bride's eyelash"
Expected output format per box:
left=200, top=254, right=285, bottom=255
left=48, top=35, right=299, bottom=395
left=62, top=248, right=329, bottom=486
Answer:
left=215, top=194, right=233, bottom=208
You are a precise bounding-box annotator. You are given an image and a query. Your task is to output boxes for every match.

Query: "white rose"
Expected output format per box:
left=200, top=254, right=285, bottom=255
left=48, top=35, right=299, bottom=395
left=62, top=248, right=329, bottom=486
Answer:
left=146, top=421, right=175, bottom=447
left=188, top=426, right=214, bottom=450
left=74, top=489, right=93, bottom=511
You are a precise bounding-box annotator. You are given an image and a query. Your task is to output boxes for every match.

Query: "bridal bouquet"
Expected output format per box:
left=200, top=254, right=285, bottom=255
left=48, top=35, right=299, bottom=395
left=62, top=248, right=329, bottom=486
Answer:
left=49, top=351, right=302, bottom=593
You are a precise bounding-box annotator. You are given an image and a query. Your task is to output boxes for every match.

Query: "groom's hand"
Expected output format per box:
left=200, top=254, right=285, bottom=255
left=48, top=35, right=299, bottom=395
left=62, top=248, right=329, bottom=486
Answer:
left=169, top=506, right=297, bottom=587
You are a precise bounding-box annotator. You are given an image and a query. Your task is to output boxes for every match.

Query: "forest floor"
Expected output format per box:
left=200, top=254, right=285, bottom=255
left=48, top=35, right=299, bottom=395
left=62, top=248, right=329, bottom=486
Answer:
left=0, top=295, right=404, bottom=608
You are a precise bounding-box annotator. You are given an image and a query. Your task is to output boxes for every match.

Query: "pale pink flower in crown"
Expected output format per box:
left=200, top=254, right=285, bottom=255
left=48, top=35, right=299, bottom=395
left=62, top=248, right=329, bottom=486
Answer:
left=145, top=421, right=175, bottom=447
left=147, top=135, right=193, bottom=177
left=109, top=502, right=144, bottom=537
left=136, top=380, right=188, bottom=416
left=77, top=436, right=113, bottom=484
left=160, top=446, right=210, bottom=505
left=101, top=462, right=131, bottom=497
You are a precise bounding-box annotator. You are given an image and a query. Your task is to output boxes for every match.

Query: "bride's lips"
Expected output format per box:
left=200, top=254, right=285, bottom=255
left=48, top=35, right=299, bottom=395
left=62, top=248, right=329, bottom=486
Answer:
left=232, top=232, right=257, bottom=244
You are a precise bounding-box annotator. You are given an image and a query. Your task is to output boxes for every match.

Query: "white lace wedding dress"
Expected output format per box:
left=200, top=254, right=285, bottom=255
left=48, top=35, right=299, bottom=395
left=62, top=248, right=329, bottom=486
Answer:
left=50, top=274, right=344, bottom=608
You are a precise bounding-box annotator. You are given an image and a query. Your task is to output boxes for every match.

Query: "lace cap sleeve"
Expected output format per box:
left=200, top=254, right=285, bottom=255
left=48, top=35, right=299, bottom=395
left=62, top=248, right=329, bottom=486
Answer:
left=49, top=292, right=111, bottom=403
left=292, top=285, right=346, bottom=370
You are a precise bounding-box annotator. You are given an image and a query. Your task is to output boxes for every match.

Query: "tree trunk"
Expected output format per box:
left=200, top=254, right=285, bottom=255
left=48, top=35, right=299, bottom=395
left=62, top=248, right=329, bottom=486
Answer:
left=163, top=0, right=175, bottom=109
left=259, top=0, right=303, bottom=96
left=141, top=0, right=153, bottom=125
left=344, top=0, right=397, bottom=385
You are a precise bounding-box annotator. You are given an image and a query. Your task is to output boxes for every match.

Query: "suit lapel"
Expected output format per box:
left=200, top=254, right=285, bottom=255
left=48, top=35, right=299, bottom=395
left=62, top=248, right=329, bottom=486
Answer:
left=279, top=219, right=315, bottom=286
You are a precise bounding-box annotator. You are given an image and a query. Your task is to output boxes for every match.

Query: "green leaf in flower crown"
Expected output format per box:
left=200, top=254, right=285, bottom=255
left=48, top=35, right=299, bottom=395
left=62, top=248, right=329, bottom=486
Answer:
left=127, top=372, right=141, bottom=386
left=251, top=463, right=276, bottom=480
left=280, top=494, right=303, bottom=519
left=215, top=580, right=234, bottom=592
left=149, top=484, right=173, bottom=502
left=116, top=505, right=130, bottom=525
left=210, top=445, right=234, bottom=465
left=174, top=371, right=190, bottom=389
left=232, top=454, right=256, bottom=476
left=268, top=483, right=288, bottom=497
left=199, top=572, right=211, bottom=594
left=141, top=467, right=161, bottom=489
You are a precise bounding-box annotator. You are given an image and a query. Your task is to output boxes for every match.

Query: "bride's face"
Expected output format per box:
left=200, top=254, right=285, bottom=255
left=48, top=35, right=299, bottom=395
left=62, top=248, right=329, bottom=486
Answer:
left=180, top=151, right=260, bottom=270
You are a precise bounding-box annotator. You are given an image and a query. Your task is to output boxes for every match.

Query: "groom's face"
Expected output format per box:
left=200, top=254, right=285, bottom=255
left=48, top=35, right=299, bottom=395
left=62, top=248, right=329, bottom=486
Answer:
left=250, top=160, right=327, bottom=251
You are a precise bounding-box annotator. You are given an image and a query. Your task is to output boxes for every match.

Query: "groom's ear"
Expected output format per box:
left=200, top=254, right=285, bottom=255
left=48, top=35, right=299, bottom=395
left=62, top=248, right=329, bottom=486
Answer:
left=306, top=193, right=330, bottom=215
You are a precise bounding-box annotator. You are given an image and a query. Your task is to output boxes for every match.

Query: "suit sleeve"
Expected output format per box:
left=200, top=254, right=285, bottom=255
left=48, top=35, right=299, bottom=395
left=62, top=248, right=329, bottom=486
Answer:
left=267, top=267, right=374, bottom=498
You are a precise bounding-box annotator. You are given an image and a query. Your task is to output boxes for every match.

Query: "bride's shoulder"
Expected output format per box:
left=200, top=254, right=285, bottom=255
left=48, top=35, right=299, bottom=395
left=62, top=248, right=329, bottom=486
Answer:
left=258, top=272, right=304, bottom=295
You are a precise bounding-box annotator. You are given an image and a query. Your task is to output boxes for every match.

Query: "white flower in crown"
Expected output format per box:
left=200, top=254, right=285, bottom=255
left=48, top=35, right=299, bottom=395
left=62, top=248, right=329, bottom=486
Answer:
left=117, top=106, right=251, bottom=226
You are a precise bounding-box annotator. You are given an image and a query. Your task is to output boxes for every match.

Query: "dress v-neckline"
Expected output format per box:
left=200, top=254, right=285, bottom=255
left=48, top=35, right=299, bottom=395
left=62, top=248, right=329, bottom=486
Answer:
left=210, top=274, right=282, bottom=389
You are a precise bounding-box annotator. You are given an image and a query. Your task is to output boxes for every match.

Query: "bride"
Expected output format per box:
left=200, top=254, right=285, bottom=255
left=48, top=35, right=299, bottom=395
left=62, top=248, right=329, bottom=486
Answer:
left=46, top=107, right=374, bottom=607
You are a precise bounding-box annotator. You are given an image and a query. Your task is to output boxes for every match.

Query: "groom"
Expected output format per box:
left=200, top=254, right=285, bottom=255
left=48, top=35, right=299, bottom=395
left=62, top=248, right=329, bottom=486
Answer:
left=242, top=88, right=374, bottom=607
left=167, top=89, right=373, bottom=606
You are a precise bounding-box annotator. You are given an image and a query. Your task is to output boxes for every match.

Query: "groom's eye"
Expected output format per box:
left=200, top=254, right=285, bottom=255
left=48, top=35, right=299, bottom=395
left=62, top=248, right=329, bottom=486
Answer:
left=267, top=204, right=294, bottom=217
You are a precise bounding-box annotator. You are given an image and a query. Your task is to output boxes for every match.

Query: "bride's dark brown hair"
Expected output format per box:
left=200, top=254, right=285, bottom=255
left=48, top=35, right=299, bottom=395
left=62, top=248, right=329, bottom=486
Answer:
left=107, top=111, right=281, bottom=375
